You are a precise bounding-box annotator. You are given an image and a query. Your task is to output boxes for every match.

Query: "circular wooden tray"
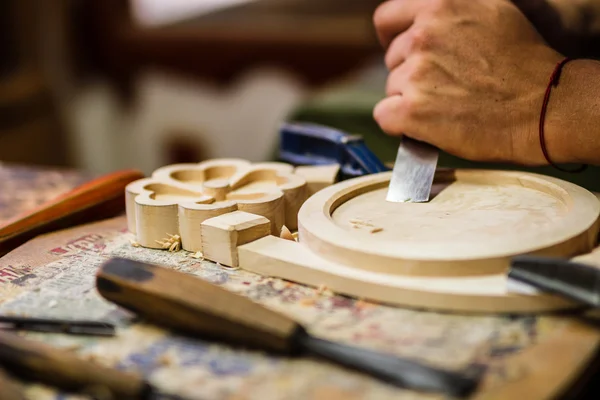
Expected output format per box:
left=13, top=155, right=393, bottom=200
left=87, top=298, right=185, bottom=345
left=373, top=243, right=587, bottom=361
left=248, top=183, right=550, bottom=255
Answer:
left=298, top=170, right=600, bottom=278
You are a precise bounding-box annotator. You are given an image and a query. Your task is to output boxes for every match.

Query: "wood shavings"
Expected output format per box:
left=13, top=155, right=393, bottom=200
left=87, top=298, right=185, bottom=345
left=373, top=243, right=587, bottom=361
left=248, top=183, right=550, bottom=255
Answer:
left=280, top=225, right=295, bottom=241
left=189, top=251, right=204, bottom=260
left=155, top=233, right=181, bottom=252
left=129, top=239, right=141, bottom=247
left=316, top=284, right=335, bottom=297
left=349, top=219, right=382, bottom=233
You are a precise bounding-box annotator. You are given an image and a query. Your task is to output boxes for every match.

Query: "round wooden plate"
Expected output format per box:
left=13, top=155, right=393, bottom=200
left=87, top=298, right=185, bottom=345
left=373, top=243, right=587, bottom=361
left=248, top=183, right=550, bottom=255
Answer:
left=298, top=170, right=600, bottom=278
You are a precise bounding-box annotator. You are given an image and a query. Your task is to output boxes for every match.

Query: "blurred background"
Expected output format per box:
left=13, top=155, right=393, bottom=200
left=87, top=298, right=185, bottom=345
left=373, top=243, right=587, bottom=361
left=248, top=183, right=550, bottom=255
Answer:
left=0, top=0, right=391, bottom=176
left=2, top=0, right=598, bottom=190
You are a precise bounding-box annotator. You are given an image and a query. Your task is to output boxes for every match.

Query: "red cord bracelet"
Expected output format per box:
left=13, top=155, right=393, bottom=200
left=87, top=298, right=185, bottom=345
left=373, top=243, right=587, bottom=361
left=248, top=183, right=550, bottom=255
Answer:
left=539, top=57, right=587, bottom=173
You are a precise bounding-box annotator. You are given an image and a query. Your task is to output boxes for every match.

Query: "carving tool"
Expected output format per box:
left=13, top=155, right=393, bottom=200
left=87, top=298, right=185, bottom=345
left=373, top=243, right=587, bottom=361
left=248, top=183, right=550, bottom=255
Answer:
left=0, top=330, right=186, bottom=399
left=278, top=122, right=389, bottom=180
left=386, top=137, right=439, bottom=203
left=96, top=257, right=482, bottom=398
left=0, top=169, right=145, bottom=257
left=0, top=316, right=116, bottom=336
left=509, top=253, right=600, bottom=307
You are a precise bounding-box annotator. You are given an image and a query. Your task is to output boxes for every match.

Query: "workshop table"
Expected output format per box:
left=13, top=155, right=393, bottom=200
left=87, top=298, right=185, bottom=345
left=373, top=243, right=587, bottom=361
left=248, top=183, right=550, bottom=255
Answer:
left=1, top=163, right=600, bottom=399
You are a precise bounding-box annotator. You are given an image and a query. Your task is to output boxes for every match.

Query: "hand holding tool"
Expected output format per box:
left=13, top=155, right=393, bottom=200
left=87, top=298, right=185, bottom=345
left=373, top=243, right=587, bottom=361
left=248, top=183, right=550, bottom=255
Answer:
left=278, top=122, right=389, bottom=180
left=96, top=258, right=482, bottom=398
left=0, top=316, right=116, bottom=336
left=0, top=169, right=145, bottom=257
left=0, top=330, right=184, bottom=399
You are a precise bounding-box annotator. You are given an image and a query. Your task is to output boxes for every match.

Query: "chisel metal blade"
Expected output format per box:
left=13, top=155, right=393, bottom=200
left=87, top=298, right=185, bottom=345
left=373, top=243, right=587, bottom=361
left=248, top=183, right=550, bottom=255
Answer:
left=386, top=137, right=438, bottom=203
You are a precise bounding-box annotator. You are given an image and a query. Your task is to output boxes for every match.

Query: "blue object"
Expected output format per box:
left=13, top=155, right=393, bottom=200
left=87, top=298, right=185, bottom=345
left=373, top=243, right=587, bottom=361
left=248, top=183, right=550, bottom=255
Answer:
left=278, top=122, right=389, bottom=179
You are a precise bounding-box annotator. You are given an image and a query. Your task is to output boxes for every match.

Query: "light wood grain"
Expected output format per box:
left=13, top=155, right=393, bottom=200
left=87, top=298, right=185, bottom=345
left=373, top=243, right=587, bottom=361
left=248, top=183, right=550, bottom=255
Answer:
left=202, top=211, right=271, bottom=266
left=238, top=235, right=577, bottom=313
left=298, top=170, right=600, bottom=277
left=125, top=159, right=310, bottom=249
left=294, top=164, right=340, bottom=197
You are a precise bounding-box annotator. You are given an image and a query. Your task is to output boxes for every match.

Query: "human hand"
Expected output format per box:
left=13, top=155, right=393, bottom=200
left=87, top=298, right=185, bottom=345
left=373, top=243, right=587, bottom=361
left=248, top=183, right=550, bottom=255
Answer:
left=373, top=0, right=564, bottom=165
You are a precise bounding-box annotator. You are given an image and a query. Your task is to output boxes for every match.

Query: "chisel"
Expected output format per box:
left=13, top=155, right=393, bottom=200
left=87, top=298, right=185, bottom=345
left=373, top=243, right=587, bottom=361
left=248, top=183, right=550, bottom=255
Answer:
left=96, top=258, right=482, bottom=398
left=386, top=137, right=438, bottom=203
left=0, top=330, right=184, bottom=399
left=509, top=244, right=600, bottom=307
left=0, top=169, right=145, bottom=257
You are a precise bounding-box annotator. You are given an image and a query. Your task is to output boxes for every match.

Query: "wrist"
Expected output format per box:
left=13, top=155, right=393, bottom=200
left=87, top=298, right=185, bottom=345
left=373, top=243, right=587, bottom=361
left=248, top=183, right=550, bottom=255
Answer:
left=541, top=58, right=600, bottom=166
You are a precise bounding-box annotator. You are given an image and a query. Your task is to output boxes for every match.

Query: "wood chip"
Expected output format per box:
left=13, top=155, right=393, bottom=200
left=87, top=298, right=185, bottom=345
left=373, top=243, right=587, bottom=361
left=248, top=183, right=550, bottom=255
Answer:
left=370, top=227, right=383, bottom=234
left=280, top=225, right=295, bottom=241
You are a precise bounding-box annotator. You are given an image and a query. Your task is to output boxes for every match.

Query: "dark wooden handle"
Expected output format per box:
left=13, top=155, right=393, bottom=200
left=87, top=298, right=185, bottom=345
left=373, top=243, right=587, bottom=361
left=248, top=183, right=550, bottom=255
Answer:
left=96, top=258, right=301, bottom=353
left=0, top=331, right=146, bottom=398
left=0, top=169, right=145, bottom=257
left=0, top=366, right=26, bottom=400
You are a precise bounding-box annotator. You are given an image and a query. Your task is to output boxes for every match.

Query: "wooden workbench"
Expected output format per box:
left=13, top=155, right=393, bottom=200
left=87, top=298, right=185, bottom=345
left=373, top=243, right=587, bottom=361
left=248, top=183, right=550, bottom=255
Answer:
left=1, top=163, right=600, bottom=399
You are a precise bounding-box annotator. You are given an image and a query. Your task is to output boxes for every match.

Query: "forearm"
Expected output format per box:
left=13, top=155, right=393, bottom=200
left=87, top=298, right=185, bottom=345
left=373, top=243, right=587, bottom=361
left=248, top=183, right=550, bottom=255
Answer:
left=542, top=59, right=600, bottom=166
left=513, top=0, right=600, bottom=58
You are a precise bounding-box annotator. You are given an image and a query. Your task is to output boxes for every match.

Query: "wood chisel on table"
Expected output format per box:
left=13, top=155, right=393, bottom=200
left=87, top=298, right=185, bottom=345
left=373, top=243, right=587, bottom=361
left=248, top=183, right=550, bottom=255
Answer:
left=95, top=257, right=483, bottom=398
left=509, top=244, right=600, bottom=307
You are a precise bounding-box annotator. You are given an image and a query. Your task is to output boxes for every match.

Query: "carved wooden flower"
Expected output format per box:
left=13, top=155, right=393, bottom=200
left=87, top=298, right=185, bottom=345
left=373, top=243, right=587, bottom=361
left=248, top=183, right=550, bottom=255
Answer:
left=125, top=158, right=307, bottom=251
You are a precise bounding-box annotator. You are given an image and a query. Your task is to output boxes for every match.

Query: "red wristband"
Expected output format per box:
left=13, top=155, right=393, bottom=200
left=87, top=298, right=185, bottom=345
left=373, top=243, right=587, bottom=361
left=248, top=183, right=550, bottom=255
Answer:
left=539, top=57, right=587, bottom=173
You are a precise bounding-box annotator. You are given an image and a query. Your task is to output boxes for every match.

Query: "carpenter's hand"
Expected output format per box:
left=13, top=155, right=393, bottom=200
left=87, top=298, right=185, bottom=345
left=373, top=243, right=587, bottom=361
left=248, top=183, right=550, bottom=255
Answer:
left=373, top=0, right=564, bottom=165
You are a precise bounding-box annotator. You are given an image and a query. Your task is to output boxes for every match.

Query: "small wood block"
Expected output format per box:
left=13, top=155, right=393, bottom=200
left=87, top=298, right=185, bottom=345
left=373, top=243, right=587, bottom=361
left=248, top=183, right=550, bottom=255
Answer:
left=294, top=164, right=340, bottom=197
left=201, top=211, right=271, bottom=267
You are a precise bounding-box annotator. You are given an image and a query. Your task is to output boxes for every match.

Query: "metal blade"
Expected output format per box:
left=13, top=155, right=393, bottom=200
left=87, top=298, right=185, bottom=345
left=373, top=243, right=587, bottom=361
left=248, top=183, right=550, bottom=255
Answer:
left=386, top=137, right=438, bottom=203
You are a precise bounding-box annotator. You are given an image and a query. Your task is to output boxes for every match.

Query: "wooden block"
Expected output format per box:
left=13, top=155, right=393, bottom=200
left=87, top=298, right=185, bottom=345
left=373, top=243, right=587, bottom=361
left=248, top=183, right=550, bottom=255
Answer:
left=294, top=164, right=340, bottom=197
left=201, top=211, right=271, bottom=267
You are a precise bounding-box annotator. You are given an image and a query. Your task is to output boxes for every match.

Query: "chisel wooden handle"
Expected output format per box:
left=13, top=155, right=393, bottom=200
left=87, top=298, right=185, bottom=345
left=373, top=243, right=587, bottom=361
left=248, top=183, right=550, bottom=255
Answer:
left=0, top=169, right=144, bottom=257
left=0, top=366, right=26, bottom=400
left=0, top=331, right=148, bottom=398
left=96, top=258, right=302, bottom=354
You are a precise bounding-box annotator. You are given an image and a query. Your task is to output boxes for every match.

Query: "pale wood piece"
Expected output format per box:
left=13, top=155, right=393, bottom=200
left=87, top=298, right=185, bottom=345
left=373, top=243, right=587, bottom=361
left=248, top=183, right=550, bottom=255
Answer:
left=238, top=235, right=578, bottom=313
left=235, top=170, right=600, bottom=313
left=229, top=165, right=307, bottom=231
left=178, top=201, right=238, bottom=252
left=202, top=211, right=271, bottom=267
left=294, top=164, right=340, bottom=196
left=125, top=159, right=308, bottom=250
left=298, top=170, right=600, bottom=277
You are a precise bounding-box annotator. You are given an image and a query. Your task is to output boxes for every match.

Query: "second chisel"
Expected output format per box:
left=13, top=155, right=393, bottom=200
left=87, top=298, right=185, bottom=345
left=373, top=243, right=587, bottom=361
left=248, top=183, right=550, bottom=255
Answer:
left=96, top=257, right=482, bottom=398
